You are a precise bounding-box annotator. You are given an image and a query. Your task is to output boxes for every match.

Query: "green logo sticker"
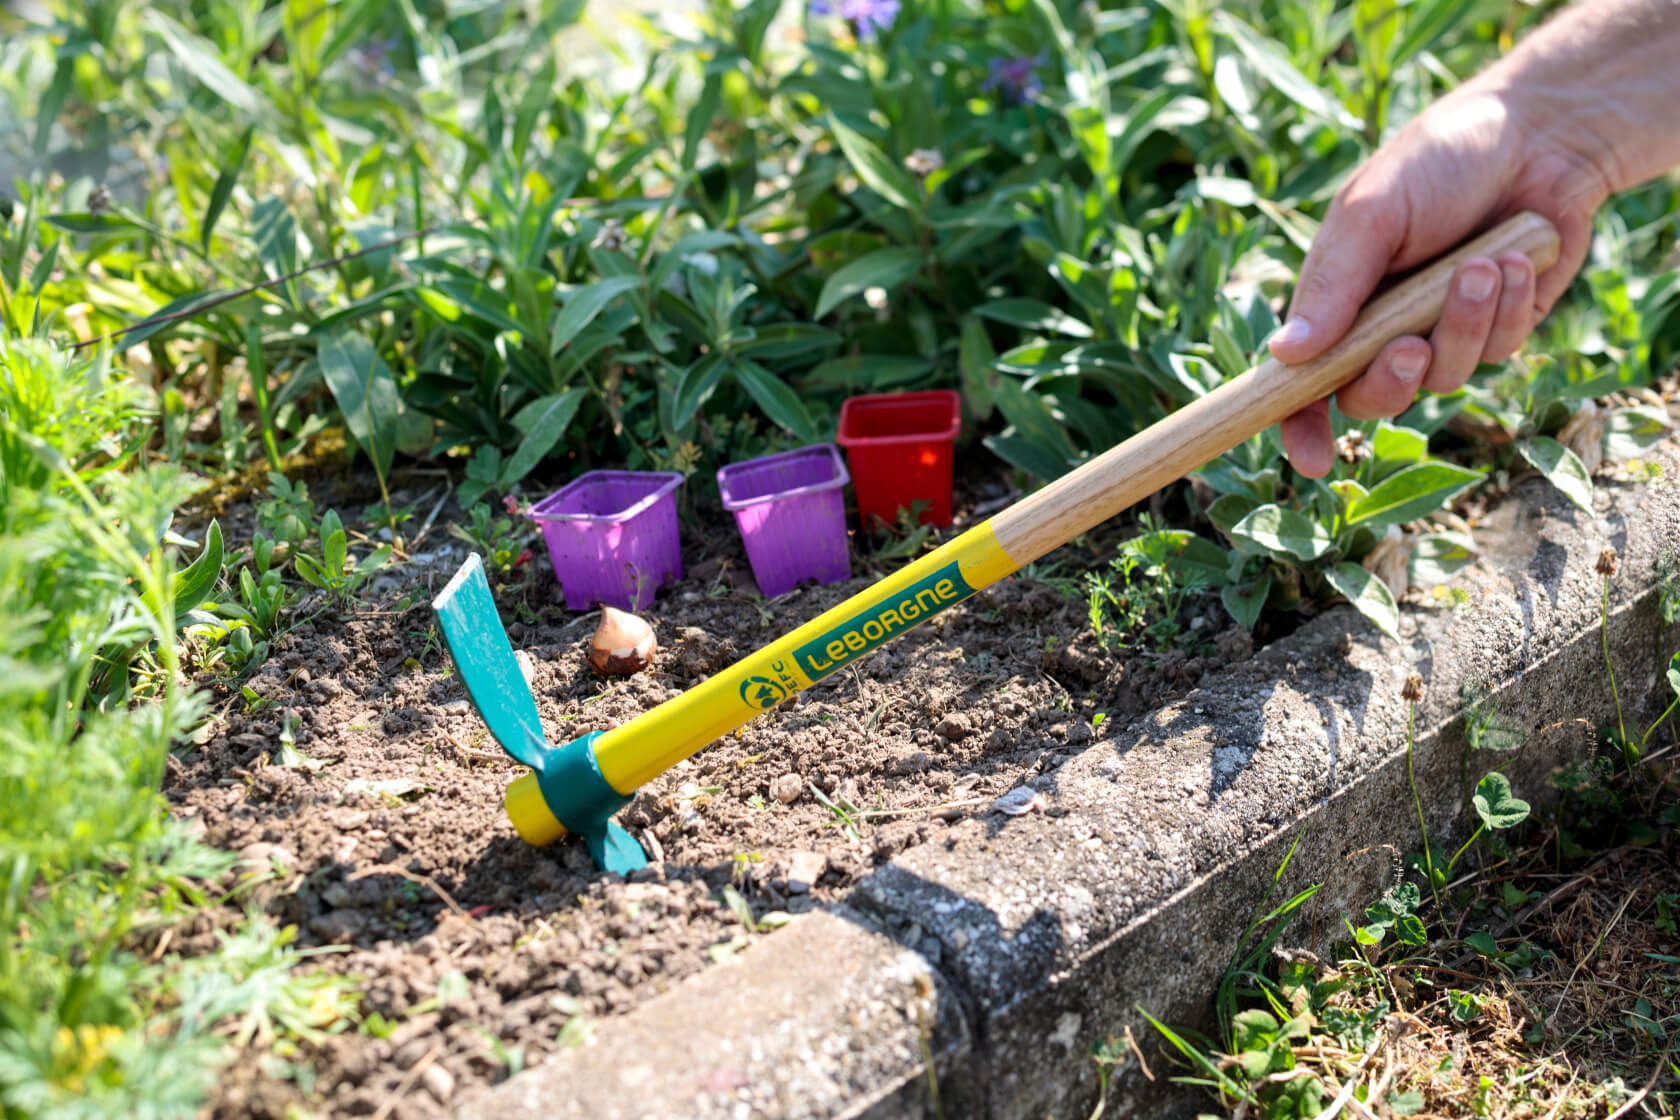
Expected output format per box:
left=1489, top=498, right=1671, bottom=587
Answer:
left=738, top=674, right=788, bottom=711
left=793, top=562, right=975, bottom=681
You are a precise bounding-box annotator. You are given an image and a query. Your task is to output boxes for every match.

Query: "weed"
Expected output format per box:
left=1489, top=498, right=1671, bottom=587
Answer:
left=295, top=510, right=392, bottom=604
left=448, top=502, right=535, bottom=575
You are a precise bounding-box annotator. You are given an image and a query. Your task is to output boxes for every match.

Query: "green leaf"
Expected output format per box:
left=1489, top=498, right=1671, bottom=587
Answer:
left=1394, top=914, right=1428, bottom=946
left=1230, top=505, right=1331, bottom=562
left=35, top=49, right=75, bottom=158
left=1345, top=462, right=1482, bottom=527
left=1388, top=1090, right=1425, bottom=1117
left=1108, top=87, right=1177, bottom=184
left=670, top=353, right=727, bottom=431
left=151, top=520, right=225, bottom=620
left=1330, top=479, right=1368, bottom=508
left=722, top=884, right=756, bottom=932
left=1231, top=1009, right=1280, bottom=1051
left=733, top=361, right=818, bottom=442
left=1516, top=436, right=1593, bottom=513
left=803, top=354, right=930, bottom=391
left=814, top=247, right=924, bottom=319
left=252, top=197, right=302, bottom=302
left=550, top=276, right=641, bottom=354
left=1195, top=176, right=1257, bottom=208
left=1212, top=12, right=1361, bottom=129
left=315, top=332, right=400, bottom=482
left=1209, top=325, right=1247, bottom=379
left=959, top=316, right=997, bottom=422
left=1473, top=772, right=1531, bottom=830
left=143, top=11, right=268, bottom=115
left=413, top=282, right=525, bottom=336
left=1370, top=422, right=1428, bottom=479
left=1392, top=0, right=1475, bottom=66
left=683, top=69, right=723, bottom=174
left=1408, top=531, right=1477, bottom=587
left=1603, top=405, right=1672, bottom=462
left=992, top=377, right=1078, bottom=464
left=1464, top=931, right=1499, bottom=959
left=1221, top=571, right=1272, bottom=630
left=1207, top=493, right=1258, bottom=538
left=974, top=299, right=1093, bottom=339
left=983, top=434, right=1071, bottom=482
left=1125, top=530, right=1228, bottom=587
left=44, top=213, right=141, bottom=235
left=731, top=324, right=841, bottom=361
left=828, top=114, right=918, bottom=210
left=1666, top=650, right=1680, bottom=698
left=201, top=126, right=254, bottom=252
left=502, top=390, right=587, bottom=484
left=1326, top=562, right=1400, bottom=640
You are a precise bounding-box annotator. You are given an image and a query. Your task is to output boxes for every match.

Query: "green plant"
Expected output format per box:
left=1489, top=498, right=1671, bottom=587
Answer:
left=294, top=510, right=391, bottom=604
left=867, top=502, right=937, bottom=562
left=0, top=339, right=326, bottom=1116
left=447, top=502, right=535, bottom=575
left=1086, top=516, right=1223, bottom=651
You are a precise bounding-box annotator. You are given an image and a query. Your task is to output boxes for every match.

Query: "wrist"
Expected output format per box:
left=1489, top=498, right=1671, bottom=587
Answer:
left=1484, top=0, right=1680, bottom=195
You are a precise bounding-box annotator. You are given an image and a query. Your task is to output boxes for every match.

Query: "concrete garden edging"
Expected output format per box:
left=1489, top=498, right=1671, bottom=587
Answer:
left=462, top=438, right=1680, bottom=1120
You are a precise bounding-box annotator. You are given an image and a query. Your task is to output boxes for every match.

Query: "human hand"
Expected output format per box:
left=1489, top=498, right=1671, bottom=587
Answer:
left=1266, top=85, right=1612, bottom=478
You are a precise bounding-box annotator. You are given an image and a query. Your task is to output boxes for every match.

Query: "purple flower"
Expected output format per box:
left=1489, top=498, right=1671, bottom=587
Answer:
left=983, top=51, right=1047, bottom=103
left=354, top=35, right=401, bottom=77
left=810, top=0, right=899, bottom=41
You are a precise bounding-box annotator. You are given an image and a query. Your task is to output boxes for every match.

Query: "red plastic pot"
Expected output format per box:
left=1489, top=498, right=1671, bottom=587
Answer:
left=836, top=390, right=962, bottom=530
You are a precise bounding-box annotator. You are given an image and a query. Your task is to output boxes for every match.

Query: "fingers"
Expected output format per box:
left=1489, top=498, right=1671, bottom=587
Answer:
left=1280, top=399, right=1334, bottom=480
left=1285, top=252, right=1541, bottom=477
left=1337, top=337, right=1432, bottom=421
left=1268, top=191, right=1408, bottom=365
left=1481, top=251, right=1536, bottom=361
left=1421, top=257, right=1502, bottom=394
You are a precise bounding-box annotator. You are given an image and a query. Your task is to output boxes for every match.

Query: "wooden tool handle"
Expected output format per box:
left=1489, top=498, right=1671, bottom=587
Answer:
left=990, top=210, right=1561, bottom=564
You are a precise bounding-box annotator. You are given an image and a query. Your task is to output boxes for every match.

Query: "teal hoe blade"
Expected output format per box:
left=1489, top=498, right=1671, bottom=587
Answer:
left=431, top=554, right=646, bottom=873
left=432, top=554, right=548, bottom=770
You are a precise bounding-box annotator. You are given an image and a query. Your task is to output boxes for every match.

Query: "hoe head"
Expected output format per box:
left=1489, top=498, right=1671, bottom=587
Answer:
left=431, top=554, right=646, bottom=873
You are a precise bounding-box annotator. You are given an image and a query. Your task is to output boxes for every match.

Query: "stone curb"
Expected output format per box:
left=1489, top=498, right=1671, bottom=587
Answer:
left=467, top=440, right=1680, bottom=1119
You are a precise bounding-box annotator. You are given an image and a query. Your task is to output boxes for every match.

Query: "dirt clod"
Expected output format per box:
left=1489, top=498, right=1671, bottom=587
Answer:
left=421, top=1063, right=455, bottom=1103
left=770, top=773, right=803, bottom=803
left=786, top=851, right=827, bottom=893
left=935, top=712, right=974, bottom=740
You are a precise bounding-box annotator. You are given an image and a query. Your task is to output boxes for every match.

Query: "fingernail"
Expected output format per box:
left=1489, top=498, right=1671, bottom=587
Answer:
left=1458, top=266, right=1496, bottom=302
left=1273, top=318, right=1312, bottom=349
left=1391, top=348, right=1428, bottom=383
left=1501, top=262, right=1526, bottom=291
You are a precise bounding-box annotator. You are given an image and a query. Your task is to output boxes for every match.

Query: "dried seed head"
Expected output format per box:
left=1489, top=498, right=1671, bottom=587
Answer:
left=1401, top=673, right=1424, bottom=703
left=903, top=148, right=944, bottom=177
left=591, top=219, right=626, bottom=252
left=1596, top=546, right=1619, bottom=577
left=1335, top=430, right=1372, bottom=464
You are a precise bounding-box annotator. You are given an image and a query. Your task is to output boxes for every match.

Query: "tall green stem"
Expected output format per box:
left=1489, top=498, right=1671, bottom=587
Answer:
left=1405, top=700, right=1441, bottom=912
left=1601, top=574, right=1627, bottom=749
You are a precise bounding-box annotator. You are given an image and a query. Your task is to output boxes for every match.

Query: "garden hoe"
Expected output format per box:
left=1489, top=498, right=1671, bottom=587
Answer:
left=433, top=211, right=1560, bottom=872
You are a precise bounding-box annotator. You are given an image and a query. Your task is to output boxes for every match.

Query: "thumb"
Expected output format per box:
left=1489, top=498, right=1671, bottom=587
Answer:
left=1268, top=193, right=1408, bottom=364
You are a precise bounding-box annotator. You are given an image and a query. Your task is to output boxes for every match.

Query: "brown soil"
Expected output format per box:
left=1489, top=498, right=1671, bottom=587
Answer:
left=167, top=455, right=1256, bottom=1119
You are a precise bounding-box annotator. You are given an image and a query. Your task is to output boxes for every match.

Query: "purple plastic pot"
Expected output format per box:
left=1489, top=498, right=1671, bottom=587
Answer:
left=528, top=470, right=684, bottom=611
left=717, top=444, right=852, bottom=599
